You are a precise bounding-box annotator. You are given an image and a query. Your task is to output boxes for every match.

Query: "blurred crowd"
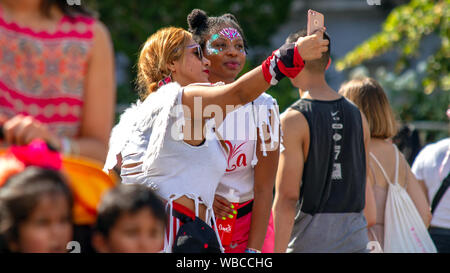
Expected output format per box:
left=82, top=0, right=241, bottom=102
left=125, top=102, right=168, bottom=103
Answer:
left=0, top=0, right=448, bottom=253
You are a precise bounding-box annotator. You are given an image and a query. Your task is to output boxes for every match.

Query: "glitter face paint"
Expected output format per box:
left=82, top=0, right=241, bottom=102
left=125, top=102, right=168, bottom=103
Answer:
left=206, top=34, right=220, bottom=55
left=205, top=28, right=245, bottom=56
left=219, top=27, right=241, bottom=40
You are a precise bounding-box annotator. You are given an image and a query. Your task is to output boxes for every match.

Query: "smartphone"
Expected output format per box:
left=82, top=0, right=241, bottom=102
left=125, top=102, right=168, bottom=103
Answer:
left=307, top=9, right=324, bottom=35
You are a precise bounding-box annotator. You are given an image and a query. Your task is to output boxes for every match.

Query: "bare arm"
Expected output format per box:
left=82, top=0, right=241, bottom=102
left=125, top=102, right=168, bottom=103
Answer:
left=182, top=31, right=329, bottom=123
left=361, top=111, right=376, bottom=227
left=417, top=179, right=430, bottom=204
left=365, top=165, right=377, bottom=228
left=247, top=122, right=280, bottom=251
left=404, top=156, right=432, bottom=227
left=272, top=110, right=305, bottom=253
left=77, top=21, right=116, bottom=162
left=182, top=66, right=269, bottom=118
left=411, top=155, right=430, bottom=204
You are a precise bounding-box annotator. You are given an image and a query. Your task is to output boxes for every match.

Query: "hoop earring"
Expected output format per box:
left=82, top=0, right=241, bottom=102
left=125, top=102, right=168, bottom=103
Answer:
left=158, top=72, right=172, bottom=87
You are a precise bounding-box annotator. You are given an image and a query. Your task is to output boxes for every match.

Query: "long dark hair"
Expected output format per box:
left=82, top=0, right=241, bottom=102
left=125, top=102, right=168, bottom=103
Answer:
left=40, top=0, right=97, bottom=18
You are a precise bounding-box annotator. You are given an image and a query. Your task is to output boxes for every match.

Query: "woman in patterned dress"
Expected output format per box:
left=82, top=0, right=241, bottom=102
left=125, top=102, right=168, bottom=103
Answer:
left=0, top=0, right=115, bottom=162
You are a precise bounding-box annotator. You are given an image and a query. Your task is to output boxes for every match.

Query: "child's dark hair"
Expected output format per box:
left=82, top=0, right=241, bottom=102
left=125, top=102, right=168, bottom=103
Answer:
left=0, top=167, right=73, bottom=252
left=94, top=184, right=167, bottom=237
left=187, top=9, right=248, bottom=53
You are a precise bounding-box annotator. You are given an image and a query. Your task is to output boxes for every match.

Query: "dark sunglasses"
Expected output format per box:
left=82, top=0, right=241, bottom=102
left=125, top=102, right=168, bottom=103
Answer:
left=186, top=44, right=204, bottom=61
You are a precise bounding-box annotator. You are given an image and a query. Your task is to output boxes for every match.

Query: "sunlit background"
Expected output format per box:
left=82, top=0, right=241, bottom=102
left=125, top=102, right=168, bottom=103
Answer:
left=87, top=0, right=448, bottom=162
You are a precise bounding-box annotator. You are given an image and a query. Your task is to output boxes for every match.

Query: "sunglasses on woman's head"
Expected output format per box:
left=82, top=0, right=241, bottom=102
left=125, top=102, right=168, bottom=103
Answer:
left=186, top=44, right=204, bottom=61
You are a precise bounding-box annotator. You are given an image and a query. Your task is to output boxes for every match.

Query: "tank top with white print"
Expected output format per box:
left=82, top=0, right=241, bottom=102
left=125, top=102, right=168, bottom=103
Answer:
left=215, top=93, right=281, bottom=203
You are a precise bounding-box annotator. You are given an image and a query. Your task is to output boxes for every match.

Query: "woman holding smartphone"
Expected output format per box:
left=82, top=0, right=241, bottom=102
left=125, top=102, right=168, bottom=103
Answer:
left=104, top=26, right=328, bottom=252
left=187, top=9, right=279, bottom=253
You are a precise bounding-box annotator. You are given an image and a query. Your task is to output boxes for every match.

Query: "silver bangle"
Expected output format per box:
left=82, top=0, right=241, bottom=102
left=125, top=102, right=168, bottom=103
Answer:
left=245, top=248, right=261, bottom=253
left=61, top=137, right=72, bottom=155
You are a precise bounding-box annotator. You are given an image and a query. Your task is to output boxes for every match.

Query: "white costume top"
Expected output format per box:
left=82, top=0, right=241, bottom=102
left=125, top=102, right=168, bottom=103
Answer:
left=104, top=82, right=227, bottom=252
left=215, top=93, right=281, bottom=203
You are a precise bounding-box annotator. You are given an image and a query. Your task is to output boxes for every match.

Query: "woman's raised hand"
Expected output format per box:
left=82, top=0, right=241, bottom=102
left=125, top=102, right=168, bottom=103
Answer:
left=296, top=27, right=329, bottom=61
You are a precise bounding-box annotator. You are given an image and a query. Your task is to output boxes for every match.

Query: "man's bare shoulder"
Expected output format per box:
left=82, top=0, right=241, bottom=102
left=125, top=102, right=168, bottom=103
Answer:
left=281, top=108, right=308, bottom=127
left=281, top=108, right=309, bottom=138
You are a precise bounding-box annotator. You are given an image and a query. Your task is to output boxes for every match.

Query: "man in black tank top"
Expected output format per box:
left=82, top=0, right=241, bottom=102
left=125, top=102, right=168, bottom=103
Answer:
left=272, top=30, right=376, bottom=253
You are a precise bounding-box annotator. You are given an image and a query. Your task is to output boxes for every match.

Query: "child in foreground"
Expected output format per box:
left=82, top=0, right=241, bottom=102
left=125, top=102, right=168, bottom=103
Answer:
left=0, top=167, right=74, bottom=253
left=92, top=184, right=166, bottom=253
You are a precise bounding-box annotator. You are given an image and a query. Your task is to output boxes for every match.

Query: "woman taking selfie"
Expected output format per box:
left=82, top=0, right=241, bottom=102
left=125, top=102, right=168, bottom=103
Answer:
left=187, top=9, right=279, bottom=253
left=104, top=25, right=328, bottom=252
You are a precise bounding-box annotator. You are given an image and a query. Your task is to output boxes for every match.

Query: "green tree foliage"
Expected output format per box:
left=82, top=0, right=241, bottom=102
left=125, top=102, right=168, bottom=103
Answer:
left=336, top=0, right=449, bottom=95
left=86, top=0, right=294, bottom=104
left=348, top=63, right=449, bottom=124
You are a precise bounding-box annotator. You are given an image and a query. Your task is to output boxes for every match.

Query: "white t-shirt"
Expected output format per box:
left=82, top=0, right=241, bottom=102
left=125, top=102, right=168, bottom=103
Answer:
left=215, top=93, right=280, bottom=203
left=412, top=138, right=450, bottom=229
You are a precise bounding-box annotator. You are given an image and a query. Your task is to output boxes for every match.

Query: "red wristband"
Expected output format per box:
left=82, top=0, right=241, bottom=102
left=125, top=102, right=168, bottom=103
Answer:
left=261, top=43, right=305, bottom=85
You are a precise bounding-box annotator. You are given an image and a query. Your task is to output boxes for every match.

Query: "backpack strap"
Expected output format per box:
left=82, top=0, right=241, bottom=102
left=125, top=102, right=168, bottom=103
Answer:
left=393, top=145, right=400, bottom=185
left=431, top=171, right=450, bottom=214
left=369, top=145, right=401, bottom=186
left=370, top=152, right=394, bottom=185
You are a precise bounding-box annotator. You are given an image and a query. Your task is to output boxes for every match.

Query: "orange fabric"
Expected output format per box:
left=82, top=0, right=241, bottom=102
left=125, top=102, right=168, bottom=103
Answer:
left=61, top=156, right=118, bottom=225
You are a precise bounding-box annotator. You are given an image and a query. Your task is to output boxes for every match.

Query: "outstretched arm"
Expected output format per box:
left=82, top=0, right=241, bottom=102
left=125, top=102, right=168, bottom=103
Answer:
left=272, top=110, right=306, bottom=253
left=182, top=30, right=329, bottom=120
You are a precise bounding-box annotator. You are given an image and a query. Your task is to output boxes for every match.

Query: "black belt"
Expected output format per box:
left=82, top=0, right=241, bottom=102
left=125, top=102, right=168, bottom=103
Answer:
left=172, top=200, right=254, bottom=222
left=237, top=200, right=254, bottom=219
left=171, top=207, right=195, bottom=224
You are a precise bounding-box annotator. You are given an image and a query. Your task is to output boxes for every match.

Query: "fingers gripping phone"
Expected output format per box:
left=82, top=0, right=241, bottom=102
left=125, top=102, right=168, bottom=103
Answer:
left=307, top=9, right=324, bottom=35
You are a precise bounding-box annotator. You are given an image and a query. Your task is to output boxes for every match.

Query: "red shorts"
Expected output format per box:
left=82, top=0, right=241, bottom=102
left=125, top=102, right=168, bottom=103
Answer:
left=223, top=200, right=275, bottom=253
